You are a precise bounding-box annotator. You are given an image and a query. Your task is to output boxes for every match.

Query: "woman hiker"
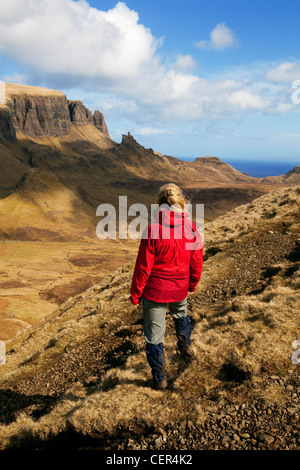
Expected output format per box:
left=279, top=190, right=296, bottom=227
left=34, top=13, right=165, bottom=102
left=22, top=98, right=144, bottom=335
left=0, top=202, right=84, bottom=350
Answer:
left=130, top=183, right=203, bottom=390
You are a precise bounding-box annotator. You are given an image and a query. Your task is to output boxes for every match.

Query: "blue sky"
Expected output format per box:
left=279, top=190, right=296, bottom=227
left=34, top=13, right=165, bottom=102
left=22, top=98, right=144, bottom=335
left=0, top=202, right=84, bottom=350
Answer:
left=0, top=0, right=300, bottom=167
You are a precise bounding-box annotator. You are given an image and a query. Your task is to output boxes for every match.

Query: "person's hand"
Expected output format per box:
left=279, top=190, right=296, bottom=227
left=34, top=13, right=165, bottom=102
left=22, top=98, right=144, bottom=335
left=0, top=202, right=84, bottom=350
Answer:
left=129, top=296, right=141, bottom=306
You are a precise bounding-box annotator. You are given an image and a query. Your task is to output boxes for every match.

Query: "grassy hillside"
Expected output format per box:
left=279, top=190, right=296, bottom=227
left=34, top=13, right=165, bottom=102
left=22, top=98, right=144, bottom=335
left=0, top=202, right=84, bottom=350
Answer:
left=0, top=186, right=299, bottom=450
left=0, top=168, right=97, bottom=242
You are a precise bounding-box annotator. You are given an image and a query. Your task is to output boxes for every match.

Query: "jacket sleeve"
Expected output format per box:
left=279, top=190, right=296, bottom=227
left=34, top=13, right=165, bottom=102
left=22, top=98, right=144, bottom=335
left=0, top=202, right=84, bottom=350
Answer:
left=189, top=228, right=203, bottom=292
left=130, top=228, right=155, bottom=305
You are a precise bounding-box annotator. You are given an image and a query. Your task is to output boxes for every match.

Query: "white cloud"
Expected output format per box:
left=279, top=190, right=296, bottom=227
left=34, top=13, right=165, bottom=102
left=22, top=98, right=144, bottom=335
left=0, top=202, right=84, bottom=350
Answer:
left=134, top=127, right=173, bottom=137
left=171, top=54, right=197, bottom=73
left=266, top=62, right=300, bottom=83
left=227, top=89, right=269, bottom=111
left=0, top=0, right=158, bottom=82
left=0, top=1, right=296, bottom=126
left=194, top=23, right=237, bottom=50
left=2, top=72, right=27, bottom=84
left=101, top=98, right=139, bottom=117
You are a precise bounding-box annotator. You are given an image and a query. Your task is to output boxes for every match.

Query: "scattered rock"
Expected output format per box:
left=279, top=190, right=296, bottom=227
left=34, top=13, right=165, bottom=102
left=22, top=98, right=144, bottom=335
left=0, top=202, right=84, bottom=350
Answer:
left=258, top=433, right=275, bottom=445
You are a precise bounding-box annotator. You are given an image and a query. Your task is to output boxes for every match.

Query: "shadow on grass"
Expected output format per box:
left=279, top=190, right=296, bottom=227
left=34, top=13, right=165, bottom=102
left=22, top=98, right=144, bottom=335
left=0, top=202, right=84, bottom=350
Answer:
left=0, top=388, right=56, bottom=425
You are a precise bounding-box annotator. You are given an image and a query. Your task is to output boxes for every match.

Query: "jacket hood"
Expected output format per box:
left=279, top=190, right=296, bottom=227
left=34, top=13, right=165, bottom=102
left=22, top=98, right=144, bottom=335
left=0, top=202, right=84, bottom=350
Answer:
left=155, top=207, right=188, bottom=228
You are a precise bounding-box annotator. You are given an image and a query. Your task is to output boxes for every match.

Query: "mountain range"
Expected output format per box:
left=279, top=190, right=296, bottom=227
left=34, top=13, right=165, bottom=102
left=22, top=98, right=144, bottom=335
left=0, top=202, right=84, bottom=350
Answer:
left=0, top=83, right=299, bottom=236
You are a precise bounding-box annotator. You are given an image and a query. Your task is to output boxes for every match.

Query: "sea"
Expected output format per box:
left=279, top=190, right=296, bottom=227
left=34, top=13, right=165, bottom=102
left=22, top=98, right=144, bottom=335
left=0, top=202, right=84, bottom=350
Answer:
left=225, top=159, right=299, bottom=178
left=180, top=157, right=299, bottom=178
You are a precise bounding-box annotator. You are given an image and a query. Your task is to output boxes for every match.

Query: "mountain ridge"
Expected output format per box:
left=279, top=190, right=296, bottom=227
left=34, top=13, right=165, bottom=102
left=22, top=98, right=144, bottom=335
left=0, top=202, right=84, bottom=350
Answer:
left=0, top=83, right=298, bottom=194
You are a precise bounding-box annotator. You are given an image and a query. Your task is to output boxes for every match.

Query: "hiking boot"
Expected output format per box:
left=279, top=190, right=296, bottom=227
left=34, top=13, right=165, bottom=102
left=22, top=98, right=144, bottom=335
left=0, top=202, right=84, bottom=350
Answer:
left=174, top=315, right=192, bottom=355
left=177, top=346, right=193, bottom=361
left=153, top=378, right=168, bottom=390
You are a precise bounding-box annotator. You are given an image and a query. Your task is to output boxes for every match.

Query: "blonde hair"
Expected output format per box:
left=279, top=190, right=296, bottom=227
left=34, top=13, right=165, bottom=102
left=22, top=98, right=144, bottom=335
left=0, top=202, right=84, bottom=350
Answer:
left=156, top=183, right=189, bottom=211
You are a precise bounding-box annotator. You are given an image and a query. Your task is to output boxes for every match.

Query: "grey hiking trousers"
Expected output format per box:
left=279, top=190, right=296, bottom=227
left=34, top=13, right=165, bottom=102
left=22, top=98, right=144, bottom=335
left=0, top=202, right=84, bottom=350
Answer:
left=142, top=296, right=192, bottom=382
left=143, top=296, right=189, bottom=345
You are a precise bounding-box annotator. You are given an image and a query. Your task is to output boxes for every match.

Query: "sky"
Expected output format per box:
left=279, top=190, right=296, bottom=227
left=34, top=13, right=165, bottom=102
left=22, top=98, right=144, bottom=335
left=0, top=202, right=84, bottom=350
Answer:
left=0, top=0, right=300, bottom=167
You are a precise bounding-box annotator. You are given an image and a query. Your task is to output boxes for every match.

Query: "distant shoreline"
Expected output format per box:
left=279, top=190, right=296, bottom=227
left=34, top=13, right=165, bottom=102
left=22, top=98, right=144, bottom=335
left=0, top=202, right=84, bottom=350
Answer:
left=177, top=157, right=299, bottom=177
left=225, top=159, right=299, bottom=178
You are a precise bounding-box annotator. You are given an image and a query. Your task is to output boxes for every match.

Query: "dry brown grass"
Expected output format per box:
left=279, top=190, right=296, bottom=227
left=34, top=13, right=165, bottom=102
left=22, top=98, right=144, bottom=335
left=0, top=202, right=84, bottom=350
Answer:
left=205, top=186, right=300, bottom=245
left=5, top=83, right=64, bottom=98
left=0, top=186, right=299, bottom=448
left=177, top=263, right=300, bottom=400
left=0, top=239, right=137, bottom=338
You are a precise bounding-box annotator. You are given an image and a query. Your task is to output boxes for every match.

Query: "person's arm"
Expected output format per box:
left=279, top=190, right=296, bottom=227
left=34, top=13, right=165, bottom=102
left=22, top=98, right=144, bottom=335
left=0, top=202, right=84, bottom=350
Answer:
left=189, top=228, right=203, bottom=292
left=130, top=229, right=156, bottom=305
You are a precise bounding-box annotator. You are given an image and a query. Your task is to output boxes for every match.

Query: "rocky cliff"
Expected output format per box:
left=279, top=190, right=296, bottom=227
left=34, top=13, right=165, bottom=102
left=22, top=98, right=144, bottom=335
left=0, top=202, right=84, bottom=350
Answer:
left=68, top=100, right=108, bottom=135
left=1, top=83, right=109, bottom=138
left=0, top=106, right=16, bottom=140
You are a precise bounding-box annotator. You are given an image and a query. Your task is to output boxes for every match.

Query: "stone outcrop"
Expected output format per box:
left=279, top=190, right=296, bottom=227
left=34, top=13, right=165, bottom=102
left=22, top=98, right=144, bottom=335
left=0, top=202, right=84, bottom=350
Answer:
left=119, top=132, right=146, bottom=152
left=0, top=84, right=109, bottom=139
left=67, top=100, right=109, bottom=136
left=93, top=109, right=109, bottom=135
left=67, top=100, right=94, bottom=126
left=121, top=132, right=136, bottom=144
left=0, top=107, right=16, bottom=140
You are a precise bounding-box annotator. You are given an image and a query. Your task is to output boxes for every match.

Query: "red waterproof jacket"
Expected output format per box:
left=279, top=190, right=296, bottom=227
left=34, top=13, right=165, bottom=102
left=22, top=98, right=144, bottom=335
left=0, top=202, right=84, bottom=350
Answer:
left=130, top=208, right=203, bottom=305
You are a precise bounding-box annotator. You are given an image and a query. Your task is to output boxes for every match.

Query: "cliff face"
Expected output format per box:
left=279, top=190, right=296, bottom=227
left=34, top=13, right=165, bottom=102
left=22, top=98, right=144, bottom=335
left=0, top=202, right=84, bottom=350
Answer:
left=93, top=109, right=109, bottom=135
left=68, top=100, right=109, bottom=135
left=1, top=83, right=109, bottom=139
left=7, top=93, right=71, bottom=137
left=68, top=100, right=94, bottom=127
left=0, top=107, right=16, bottom=140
